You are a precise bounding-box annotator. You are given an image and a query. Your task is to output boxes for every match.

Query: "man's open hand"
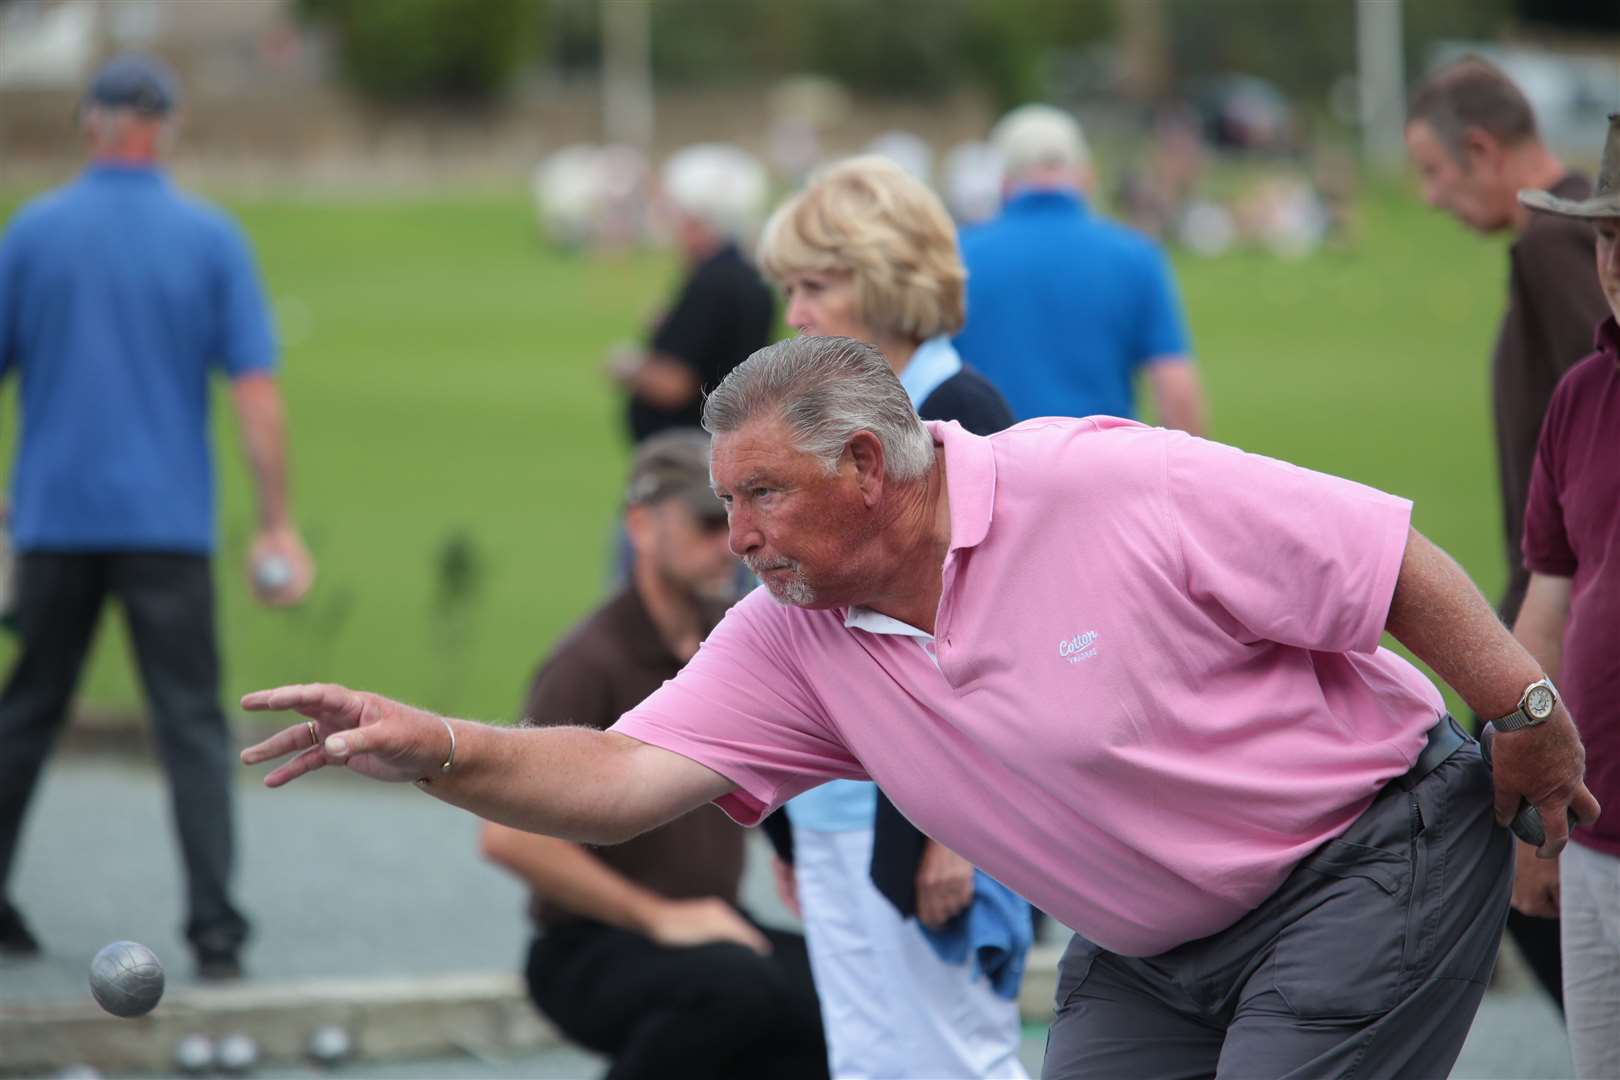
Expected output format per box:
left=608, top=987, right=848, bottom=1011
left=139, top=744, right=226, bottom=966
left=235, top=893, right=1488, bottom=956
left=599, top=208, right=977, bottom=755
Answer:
left=239, top=684, right=452, bottom=788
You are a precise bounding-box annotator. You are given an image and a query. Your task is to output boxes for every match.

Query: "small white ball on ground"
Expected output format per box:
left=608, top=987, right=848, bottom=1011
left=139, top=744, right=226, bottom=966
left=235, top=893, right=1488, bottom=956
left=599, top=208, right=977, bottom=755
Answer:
left=307, top=1023, right=353, bottom=1065
left=88, top=940, right=164, bottom=1018
left=253, top=555, right=293, bottom=593
left=217, top=1032, right=259, bottom=1075
left=173, top=1033, right=214, bottom=1075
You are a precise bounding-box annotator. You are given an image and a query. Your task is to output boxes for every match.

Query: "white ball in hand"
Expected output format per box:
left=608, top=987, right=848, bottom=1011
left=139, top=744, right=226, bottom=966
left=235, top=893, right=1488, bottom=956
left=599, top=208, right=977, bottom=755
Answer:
left=253, top=555, right=293, bottom=594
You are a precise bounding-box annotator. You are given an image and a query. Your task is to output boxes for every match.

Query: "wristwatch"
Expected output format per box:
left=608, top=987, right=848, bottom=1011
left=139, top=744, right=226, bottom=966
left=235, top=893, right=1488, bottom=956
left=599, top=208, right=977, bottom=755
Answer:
left=1490, top=677, right=1560, bottom=732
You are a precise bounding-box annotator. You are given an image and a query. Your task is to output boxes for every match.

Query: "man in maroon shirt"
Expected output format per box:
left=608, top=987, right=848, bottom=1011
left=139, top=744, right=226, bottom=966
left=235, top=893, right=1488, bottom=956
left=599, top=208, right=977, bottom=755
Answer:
left=1514, top=113, right=1620, bottom=1078
left=1406, top=56, right=1609, bottom=1009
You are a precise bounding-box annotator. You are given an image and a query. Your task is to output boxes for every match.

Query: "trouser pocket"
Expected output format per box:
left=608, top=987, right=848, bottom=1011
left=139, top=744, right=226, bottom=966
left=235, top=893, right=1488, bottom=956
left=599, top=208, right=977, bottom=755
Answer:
left=1270, top=837, right=1413, bottom=1020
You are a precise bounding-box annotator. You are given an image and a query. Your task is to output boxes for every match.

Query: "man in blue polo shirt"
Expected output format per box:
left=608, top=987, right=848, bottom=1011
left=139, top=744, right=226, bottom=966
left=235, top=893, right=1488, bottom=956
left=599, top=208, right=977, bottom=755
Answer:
left=0, top=55, right=314, bottom=979
left=955, top=104, right=1208, bottom=434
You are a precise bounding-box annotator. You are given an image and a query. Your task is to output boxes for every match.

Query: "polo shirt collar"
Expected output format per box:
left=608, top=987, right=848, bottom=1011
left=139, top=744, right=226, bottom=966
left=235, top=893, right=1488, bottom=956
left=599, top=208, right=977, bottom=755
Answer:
left=1004, top=186, right=1088, bottom=216
left=842, top=606, right=932, bottom=638
left=85, top=162, right=164, bottom=182
left=1596, top=315, right=1620, bottom=362
left=924, top=419, right=996, bottom=553
left=896, top=335, right=963, bottom=409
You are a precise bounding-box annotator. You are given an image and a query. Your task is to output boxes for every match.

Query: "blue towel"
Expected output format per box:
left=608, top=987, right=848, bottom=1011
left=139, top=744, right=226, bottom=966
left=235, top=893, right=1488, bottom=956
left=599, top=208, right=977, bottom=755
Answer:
left=918, top=871, right=1033, bottom=1000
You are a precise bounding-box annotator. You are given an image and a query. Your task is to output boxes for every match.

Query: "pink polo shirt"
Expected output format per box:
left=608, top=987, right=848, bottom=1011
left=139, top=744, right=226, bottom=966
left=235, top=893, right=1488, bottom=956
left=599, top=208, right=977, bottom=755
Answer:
left=612, top=418, right=1442, bottom=956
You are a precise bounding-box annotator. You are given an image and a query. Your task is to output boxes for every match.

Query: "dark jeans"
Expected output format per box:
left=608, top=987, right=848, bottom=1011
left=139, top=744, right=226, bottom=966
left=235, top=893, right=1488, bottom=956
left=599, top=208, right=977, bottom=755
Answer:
left=526, top=915, right=828, bottom=1080
left=1046, top=741, right=1513, bottom=1079
left=0, top=552, right=247, bottom=951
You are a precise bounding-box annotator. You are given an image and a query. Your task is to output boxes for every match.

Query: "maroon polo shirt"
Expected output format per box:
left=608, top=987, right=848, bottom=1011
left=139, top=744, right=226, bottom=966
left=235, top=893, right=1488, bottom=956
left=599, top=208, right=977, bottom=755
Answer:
left=1523, top=315, right=1620, bottom=857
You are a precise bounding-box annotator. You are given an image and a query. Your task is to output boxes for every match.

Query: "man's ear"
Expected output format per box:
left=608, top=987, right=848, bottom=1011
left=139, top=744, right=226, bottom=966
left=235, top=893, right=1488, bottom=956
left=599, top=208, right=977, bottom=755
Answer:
left=624, top=503, right=656, bottom=557
left=846, top=431, right=887, bottom=507
left=1458, top=126, right=1500, bottom=174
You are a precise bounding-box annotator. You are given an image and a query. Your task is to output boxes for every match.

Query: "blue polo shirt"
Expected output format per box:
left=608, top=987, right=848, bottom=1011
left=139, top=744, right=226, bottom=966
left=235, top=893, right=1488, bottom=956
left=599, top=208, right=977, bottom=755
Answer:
left=954, top=188, right=1190, bottom=422
left=0, top=164, right=276, bottom=553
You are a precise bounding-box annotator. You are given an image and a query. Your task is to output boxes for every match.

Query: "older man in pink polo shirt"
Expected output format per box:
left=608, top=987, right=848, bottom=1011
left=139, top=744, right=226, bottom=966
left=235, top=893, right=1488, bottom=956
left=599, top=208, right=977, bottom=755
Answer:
left=242, top=335, right=1596, bottom=1078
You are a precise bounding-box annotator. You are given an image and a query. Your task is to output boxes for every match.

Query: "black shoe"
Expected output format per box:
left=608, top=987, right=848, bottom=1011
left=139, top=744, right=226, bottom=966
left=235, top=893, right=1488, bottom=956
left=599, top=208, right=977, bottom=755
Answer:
left=194, top=943, right=243, bottom=981
left=0, top=901, right=41, bottom=958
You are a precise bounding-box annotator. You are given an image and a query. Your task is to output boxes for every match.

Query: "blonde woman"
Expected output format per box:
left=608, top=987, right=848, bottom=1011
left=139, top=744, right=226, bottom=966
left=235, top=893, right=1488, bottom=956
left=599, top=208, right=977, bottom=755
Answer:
left=756, top=156, right=1028, bottom=1079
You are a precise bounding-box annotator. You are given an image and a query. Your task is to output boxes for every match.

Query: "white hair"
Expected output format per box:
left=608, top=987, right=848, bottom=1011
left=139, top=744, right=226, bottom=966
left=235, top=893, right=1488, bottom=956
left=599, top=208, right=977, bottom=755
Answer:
left=991, top=104, right=1090, bottom=182
left=662, top=143, right=769, bottom=240
left=702, top=336, right=934, bottom=483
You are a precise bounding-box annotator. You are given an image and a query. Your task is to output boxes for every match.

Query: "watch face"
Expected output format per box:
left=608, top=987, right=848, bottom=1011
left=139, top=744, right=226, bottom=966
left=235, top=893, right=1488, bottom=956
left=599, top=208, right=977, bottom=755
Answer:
left=1527, top=685, right=1555, bottom=719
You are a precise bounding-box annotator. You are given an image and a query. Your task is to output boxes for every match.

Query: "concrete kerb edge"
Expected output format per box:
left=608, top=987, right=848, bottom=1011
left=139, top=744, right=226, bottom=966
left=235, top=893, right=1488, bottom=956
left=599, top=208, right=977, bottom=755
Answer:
left=1, top=948, right=1067, bottom=1074
left=0, top=970, right=555, bottom=1075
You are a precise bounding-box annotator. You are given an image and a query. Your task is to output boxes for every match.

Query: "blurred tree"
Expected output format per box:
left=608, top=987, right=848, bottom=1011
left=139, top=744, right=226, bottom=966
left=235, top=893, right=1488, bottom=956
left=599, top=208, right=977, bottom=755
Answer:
left=962, top=0, right=1116, bottom=108
left=297, top=0, right=544, bottom=103
left=1161, top=0, right=1516, bottom=106
left=639, top=0, right=1112, bottom=106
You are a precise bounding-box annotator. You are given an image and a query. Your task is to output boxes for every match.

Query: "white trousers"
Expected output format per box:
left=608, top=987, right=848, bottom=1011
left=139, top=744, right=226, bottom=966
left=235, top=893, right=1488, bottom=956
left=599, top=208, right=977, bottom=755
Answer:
left=791, top=824, right=1028, bottom=1080
left=1563, top=840, right=1620, bottom=1079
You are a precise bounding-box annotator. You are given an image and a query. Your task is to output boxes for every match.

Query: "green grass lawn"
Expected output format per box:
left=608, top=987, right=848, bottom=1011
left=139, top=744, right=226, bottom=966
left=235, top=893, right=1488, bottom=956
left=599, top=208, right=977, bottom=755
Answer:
left=0, top=183, right=1511, bottom=726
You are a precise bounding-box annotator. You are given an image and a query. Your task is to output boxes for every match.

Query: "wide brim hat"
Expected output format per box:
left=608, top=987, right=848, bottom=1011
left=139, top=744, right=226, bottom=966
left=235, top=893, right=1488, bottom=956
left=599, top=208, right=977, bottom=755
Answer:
left=1518, top=112, right=1620, bottom=220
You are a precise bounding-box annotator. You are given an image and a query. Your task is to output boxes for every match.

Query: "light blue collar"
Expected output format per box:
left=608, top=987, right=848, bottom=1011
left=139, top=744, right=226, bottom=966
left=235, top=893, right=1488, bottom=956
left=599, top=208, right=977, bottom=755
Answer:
left=897, top=335, right=962, bottom=409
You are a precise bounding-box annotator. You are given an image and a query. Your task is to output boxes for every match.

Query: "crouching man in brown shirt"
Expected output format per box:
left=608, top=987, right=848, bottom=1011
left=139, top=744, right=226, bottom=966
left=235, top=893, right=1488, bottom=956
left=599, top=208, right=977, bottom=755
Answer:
left=481, top=430, right=827, bottom=1080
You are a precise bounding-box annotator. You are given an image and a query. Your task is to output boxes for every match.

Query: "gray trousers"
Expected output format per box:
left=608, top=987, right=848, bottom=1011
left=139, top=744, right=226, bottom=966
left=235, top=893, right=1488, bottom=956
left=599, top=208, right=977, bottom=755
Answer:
left=1046, top=739, right=1512, bottom=1080
left=1561, top=840, right=1620, bottom=1078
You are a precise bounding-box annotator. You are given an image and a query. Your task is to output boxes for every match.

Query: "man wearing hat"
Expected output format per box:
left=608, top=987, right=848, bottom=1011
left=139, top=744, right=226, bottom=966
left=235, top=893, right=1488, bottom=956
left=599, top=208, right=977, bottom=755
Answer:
left=0, top=55, right=313, bottom=978
left=480, top=428, right=827, bottom=1080
left=1514, top=114, right=1620, bottom=1078
left=1405, top=56, right=1610, bottom=1010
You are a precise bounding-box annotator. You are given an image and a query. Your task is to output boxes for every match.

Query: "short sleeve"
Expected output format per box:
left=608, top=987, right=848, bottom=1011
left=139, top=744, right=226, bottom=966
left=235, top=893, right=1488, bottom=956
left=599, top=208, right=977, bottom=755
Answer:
left=649, top=266, right=721, bottom=381
left=610, top=594, right=868, bottom=826
left=213, top=217, right=277, bottom=377
left=1515, top=224, right=1607, bottom=382
left=1167, top=434, right=1411, bottom=653
left=1522, top=383, right=1576, bottom=577
left=1136, top=245, right=1191, bottom=365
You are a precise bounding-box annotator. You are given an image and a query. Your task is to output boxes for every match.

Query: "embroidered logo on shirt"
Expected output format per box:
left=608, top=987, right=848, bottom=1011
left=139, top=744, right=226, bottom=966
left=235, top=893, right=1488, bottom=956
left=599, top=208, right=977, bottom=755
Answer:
left=1058, top=630, right=1100, bottom=664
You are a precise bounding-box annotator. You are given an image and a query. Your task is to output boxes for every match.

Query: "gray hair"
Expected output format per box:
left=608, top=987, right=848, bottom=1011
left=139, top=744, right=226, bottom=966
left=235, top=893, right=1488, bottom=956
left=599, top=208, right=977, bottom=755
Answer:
left=662, top=143, right=769, bottom=240
left=702, top=336, right=935, bottom=482
left=992, top=104, right=1091, bottom=182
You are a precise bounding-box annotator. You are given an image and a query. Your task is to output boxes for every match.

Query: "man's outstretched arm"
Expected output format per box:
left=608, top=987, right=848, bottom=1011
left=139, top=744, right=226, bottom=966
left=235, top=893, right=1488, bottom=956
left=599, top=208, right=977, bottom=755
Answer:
left=239, top=684, right=734, bottom=845
left=1384, top=528, right=1598, bottom=855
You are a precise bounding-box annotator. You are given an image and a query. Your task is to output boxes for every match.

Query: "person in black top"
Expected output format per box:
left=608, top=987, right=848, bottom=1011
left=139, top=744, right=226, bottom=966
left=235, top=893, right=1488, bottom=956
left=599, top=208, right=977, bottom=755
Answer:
left=606, top=145, right=776, bottom=443
left=750, top=155, right=1027, bottom=1079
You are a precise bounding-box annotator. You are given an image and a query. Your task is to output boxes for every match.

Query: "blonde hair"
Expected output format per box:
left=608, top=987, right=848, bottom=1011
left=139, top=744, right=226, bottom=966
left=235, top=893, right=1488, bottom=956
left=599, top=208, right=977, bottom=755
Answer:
left=757, top=155, right=965, bottom=342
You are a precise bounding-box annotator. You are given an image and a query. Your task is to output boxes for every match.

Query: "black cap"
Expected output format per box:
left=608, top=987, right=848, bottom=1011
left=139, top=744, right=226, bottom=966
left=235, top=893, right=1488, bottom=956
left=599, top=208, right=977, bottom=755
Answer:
left=84, top=55, right=179, bottom=117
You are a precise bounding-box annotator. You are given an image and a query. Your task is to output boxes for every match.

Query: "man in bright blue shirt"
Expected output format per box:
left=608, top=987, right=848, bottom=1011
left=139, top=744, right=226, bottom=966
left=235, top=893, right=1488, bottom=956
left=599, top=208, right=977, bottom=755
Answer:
left=0, top=55, right=314, bottom=979
left=955, top=104, right=1208, bottom=433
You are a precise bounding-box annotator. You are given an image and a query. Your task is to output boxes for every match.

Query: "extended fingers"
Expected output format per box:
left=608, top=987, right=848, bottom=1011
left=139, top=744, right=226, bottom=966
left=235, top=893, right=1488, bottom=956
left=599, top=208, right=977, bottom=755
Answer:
left=241, top=722, right=321, bottom=765
left=262, top=745, right=329, bottom=788
left=240, top=683, right=354, bottom=716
